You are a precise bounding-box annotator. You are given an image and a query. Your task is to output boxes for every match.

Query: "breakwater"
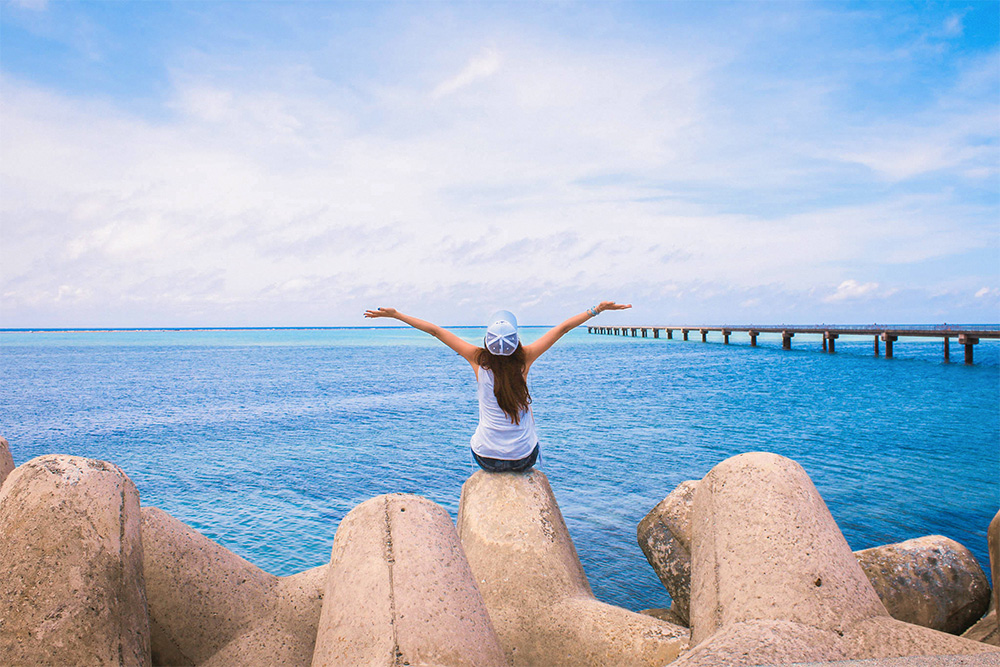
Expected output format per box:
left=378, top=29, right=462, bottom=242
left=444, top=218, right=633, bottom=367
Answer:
left=1, top=436, right=998, bottom=666
left=588, top=325, right=1000, bottom=363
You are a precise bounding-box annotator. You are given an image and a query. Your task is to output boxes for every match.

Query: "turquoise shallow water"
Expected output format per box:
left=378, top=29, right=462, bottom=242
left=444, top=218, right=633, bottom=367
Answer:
left=1, top=327, right=998, bottom=611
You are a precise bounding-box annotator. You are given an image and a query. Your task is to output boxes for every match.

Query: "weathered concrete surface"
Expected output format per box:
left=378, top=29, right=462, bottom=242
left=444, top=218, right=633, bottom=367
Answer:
left=638, top=479, right=698, bottom=625
left=458, top=469, right=688, bottom=666
left=993, top=510, right=1000, bottom=615
left=0, top=436, right=14, bottom=488
left=141, top=506, right=325, bottom=666
left=688, top=453, right=887, bottom=644
left=312, top=493, right=505, bottom=667
left=0, top=455, right=150, bottom=666
left=814, top=658, right=1000, bottom=666
left=965, top=609, right=1000, bottom=646
left=643, top=478, right=990, bottom=637
left=677, top=452, right=998, bottom=666
left=778, top=651, right=1000, bottom=666
left=964, top=510, right=1000, bottom=646
left=642, top=607, right=688, bottom=627
left=857, top=535, right=990, bottom=635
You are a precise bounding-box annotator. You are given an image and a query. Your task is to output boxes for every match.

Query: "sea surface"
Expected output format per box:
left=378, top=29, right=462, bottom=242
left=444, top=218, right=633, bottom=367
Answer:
left=1, top=326, right=998, bottom=611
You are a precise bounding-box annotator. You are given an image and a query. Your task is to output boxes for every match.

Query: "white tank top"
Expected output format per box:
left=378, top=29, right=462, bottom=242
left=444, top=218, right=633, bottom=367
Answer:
left=470, top=368, right=538, bottom=460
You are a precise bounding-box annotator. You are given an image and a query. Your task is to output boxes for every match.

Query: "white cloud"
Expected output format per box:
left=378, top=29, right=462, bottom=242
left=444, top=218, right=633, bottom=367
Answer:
left=431, top=48, right=502, bottom=99
left=975, top=287, right=998, bottom=299
left=823, top=280, right=880, bottom=303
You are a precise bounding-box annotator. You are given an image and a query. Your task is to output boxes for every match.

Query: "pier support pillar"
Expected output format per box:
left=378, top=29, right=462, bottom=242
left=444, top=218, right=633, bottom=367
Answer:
left=958, top=335, right=978, bottom=365
left=749, top=331, right=758, bottom=347
left=881, top=333, right=897, bottom=358
left=874, top=336, right=880, bottom=356
left=722, top=330, right=731, bottom=344
left=781, top=331, right=794, bottom=350
left=700, top=329, right=708, bottom=343
left=943, top=337, right=950, bottom=362
left=825, top=332, right=839, bottom=353
left=682, top=329, right=689, bottom=341
left=642, top=328, right=647, bottom=338
left=632, top=328, right=638, bottom=337
left=666, top=329, right=673, bottom=340
left=653, top=329, right=659, bottom=339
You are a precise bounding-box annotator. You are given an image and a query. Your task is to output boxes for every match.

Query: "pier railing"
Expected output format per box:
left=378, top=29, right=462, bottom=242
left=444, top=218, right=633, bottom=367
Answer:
left=585, top=324, right=1000, bottom=364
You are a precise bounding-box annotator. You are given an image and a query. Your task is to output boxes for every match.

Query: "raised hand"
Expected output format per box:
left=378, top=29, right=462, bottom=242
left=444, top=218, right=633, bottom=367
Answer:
left=597, top=301, right=632, bottom=312
left=364, top=307, right=398, bottom=319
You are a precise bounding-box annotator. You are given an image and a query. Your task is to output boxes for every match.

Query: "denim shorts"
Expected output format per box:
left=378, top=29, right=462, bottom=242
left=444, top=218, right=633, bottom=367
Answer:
left=472, top=443, right=540, bottom=473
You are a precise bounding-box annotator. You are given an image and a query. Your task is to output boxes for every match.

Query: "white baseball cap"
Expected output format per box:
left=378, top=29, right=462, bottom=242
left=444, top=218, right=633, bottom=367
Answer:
left=485, top=310, right=519, bottom=356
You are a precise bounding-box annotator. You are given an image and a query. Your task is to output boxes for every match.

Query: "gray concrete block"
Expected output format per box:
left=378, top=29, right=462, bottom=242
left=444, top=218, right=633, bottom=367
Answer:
left=311, top=493, right=505, bottom=667
left=857, top=535, right=990, bottom=635
left=680, top=452, right=998, bottom=665
left=0, top=436, right=14, bottom=489
left=689, top=452, right=886, bottom=644
left=0, top=455, right=150, bottom=666
left=638, top=480, right=698, bottom=625
left=141, top=506, right=324, bottom=666
left=458, top=469, right=688, bottom=666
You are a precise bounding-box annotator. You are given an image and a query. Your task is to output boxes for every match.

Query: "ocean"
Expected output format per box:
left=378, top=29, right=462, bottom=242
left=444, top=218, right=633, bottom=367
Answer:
left=1, top=326, right=997, bottom=611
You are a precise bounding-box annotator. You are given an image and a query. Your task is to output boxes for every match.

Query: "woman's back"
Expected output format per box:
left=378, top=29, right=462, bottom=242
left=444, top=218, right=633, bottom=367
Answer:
left=471, top=368, right=537, bottom=461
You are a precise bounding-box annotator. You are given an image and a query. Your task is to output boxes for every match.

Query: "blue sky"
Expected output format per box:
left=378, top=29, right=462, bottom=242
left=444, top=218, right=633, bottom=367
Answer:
left=1, top=0, right=998, bottom=327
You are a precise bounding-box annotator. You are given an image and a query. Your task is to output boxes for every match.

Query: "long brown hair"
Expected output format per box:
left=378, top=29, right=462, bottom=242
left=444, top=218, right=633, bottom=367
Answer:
left=476, top=344, right=531, bottom=425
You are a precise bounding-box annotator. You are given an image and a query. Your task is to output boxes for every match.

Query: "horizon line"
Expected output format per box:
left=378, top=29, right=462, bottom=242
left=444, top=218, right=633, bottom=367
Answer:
left=3, top=322, right=1000, bottom=334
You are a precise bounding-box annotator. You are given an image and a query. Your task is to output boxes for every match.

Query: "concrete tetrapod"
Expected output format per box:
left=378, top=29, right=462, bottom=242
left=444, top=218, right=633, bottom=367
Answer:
left=637, top=479, right=699, bottom=625
left=457, top=469, right=689, bottom=667
left=963, top=509, right=1000, bottom=646
left=674, top=452, right=998, bottom=666
left=642, top=480, right=992, bottom=635
left=141, top=507, right=326, bottom=666
left=0, top=436, right=14, bottom=489
left=0, top=455, right=151, bottom=666
left=311, top=493, right=506, bottom=667
left=856, top=535, right=990, bottom=635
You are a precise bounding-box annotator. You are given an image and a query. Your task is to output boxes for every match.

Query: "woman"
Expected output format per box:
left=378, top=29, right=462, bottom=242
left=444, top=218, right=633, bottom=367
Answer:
left=363, top=302, right=631, bottom=472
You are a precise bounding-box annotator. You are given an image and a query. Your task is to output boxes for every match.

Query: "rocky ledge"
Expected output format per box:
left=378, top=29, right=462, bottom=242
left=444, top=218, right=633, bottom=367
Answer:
left=0, top=436, right=997, bottom=666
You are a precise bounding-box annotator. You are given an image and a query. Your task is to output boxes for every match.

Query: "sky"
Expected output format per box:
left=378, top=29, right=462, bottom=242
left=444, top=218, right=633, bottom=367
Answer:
left=1, top=0, right=998, bottom=328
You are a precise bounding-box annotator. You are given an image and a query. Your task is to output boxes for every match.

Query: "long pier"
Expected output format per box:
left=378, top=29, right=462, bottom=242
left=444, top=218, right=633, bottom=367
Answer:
left=586, top=324, right=1000, bottom=364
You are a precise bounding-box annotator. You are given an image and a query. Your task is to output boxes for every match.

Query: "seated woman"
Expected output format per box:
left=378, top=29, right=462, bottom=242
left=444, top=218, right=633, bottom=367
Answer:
left=363, top=302, right=631, bottom=472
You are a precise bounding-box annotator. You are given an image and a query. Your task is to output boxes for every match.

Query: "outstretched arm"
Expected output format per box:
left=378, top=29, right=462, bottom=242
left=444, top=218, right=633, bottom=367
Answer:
left=523, top=301, right=631, bottom=370
left=364, top=307, right=480, bottom=369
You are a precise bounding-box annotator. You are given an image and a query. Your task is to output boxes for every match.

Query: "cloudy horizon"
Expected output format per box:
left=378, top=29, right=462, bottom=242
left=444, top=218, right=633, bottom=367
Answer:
left=1, top=1, right=998, bottom=328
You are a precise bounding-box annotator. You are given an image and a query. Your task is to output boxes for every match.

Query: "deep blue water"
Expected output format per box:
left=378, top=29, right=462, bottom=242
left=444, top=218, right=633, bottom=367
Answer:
left=1, top=327, right=998, bottom=611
